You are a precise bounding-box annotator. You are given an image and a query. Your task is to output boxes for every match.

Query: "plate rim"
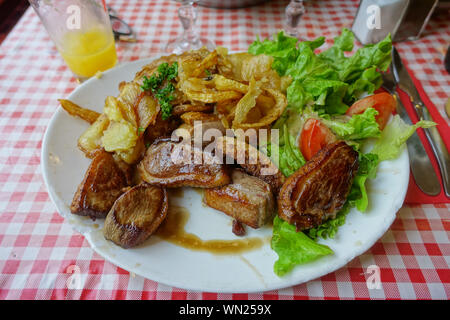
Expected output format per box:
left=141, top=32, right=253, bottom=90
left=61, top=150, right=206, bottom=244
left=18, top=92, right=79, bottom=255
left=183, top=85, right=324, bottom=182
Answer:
left=41, top=56, right=410, bottom=293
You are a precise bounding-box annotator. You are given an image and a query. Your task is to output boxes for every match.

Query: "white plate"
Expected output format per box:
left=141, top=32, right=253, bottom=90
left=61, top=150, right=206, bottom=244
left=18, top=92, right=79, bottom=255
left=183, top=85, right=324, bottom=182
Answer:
left=41, top=56, right=409, bottom=293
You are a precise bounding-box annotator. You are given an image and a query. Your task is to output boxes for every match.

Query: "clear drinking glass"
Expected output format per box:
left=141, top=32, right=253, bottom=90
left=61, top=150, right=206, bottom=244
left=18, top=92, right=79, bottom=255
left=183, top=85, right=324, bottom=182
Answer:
left=165, top=0, right=215, bottom=54
left=29, top=0, right=117, bottom=80
left=284, top=0, right=306, bottom=40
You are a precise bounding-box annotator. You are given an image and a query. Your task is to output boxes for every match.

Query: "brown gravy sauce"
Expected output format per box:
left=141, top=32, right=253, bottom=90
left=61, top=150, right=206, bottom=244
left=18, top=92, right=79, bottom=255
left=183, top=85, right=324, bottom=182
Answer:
left=156, top=206, right=264, bottom=254
left=168, top=188, right=184, bottom=198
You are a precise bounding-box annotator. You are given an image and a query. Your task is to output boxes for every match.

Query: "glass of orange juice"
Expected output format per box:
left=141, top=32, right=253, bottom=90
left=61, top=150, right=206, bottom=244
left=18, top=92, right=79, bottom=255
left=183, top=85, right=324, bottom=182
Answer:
left=29, top=0, right=117, bottom=81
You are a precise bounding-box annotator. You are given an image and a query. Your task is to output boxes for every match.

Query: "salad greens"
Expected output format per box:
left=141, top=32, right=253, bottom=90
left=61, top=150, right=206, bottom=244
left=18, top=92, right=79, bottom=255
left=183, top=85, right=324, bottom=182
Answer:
left=249, top=28, right=392, bottom=114
left=268, top=125, right=306, bottom=177
left=322, top=108, right=381, bottom=141
left=371, top=115, right=436, bottom=162
left=272, top=216, right=333, bottom=276
left=349, top=153, right=380, bottom=212
left=249, top=29, right=436, bottom=276
left=307, top=203, right=351, bottom=240
left=346, top=115, right=434, bottom=214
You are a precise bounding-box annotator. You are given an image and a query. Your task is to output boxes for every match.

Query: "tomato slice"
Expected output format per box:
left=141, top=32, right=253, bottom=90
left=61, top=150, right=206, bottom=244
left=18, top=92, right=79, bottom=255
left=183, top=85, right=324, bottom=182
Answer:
left=346, top=92, right=396, bottom=130
left=299, top=118, right=336, bottom=161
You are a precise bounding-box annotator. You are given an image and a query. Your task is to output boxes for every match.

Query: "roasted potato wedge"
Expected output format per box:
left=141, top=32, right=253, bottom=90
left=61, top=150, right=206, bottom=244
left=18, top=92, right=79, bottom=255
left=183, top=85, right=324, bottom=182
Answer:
left=115, top=137, right=146, bottom=164
left=103, top=183, right=168, bottom=248
left=102, top=121, right=138, bottom=152
left=71, top=151, right=129, bottom=219
left=77, top=114, right=110, bottom=158
left=59, top=99, right=101, bottom=124
left=135, top=92, right=160, bottom=132
left=116, top=82, right=141, bottom=127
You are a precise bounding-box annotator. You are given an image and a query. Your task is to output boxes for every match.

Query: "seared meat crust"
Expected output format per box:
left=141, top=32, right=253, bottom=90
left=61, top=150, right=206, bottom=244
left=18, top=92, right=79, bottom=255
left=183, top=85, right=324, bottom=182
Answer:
left=138, top=137, right=230, bottom=188
left=70, top=151, right=128, bottom=219
left=278, top=141, right=358, bottom=231
left=215, top=136, right=284, bottom=192
left=204, top=169, right=275, bottom=229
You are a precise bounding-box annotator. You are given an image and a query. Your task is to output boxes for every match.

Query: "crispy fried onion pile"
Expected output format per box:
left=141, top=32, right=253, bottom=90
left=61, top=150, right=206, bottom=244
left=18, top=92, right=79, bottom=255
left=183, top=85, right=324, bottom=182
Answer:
left=75, top=47, right=290, bottom=164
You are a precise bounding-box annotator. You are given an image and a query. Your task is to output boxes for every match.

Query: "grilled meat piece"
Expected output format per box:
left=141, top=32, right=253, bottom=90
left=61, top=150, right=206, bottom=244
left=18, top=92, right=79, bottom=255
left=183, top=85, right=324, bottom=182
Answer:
left=232, top=219, right=246, bottom=236
left=103, top=184, right=168, bottom=248
left=172, top=104, right=214, bottom=116
left=70, top=151, right=129, bottom=219
left=144, top=113, right=181, bottom=146
left=215, top=136, right=284, bottom=192
left=112, top=153, right=136, bottom=186
left=204, top=169, right=275, bottom=229
left=278, top=141, right=359, bottom=231
left=138, top=137, right=230, bottom=188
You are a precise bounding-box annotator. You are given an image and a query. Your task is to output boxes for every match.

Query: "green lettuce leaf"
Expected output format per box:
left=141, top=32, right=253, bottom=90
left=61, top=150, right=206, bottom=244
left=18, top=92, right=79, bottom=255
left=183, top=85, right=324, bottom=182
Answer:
left=285, top=41, right=339, bottom=81
left=286, top=79, right=313, bottom=112
left=248, top=31, right=299, bottom=76
left=321, top=31, right=392, bottom=83
left=301, top=78, right=348, bottom=109
left=371, top=115, right=436, bottom=162
left=286, top=80, right=314, bottom=113
left=318, top=28, right=355, bottom=65
left=307, top=203, right=351, bottom=240
left=348, top=116, right=436, bottom=212
left=322, top=107, right=381, bottom=140
left=349, top=153, right=380, bottom=212
left=338, top=34, right=392, bottom=82
left=272, top=216, right=333, bottom=276
left=345, top=67, right=383, bottom=102
left=269, top=125, right=305, bottom=177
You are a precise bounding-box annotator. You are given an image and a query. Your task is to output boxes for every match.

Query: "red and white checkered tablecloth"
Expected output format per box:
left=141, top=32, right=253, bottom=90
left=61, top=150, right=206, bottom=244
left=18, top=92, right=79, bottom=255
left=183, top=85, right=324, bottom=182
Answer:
left=0, top=0, right=449, bottom=300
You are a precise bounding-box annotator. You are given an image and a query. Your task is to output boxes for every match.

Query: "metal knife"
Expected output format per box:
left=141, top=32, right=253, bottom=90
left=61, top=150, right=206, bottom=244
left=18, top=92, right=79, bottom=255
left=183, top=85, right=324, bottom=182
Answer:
left=382, top=71, right=441, bottom=196
left=391, top=47, right=450, bottom=198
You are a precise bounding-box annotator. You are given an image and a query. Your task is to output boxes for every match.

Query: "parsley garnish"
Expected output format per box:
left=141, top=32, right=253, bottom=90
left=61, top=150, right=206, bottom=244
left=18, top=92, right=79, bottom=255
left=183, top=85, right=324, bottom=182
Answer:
left=141, top=62, right=178, bottom=120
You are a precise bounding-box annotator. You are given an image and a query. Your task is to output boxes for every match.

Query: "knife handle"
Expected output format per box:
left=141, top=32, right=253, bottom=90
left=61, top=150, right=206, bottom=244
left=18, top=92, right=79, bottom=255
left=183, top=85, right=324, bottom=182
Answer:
left=415, top=101, right=450, bottom=198
left=394, top=95, right=441, bottom=196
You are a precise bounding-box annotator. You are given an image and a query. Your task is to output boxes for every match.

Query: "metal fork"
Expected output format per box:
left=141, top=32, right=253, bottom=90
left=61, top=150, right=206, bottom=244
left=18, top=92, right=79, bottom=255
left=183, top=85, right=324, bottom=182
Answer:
left=381, top=72, right=441, bottom=196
